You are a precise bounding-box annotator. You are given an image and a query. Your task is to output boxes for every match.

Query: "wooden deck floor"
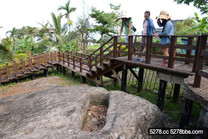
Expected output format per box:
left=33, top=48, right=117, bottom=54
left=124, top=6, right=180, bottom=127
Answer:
left=112, top=56, right=208, bottom=78
left=184, top=76, right=208, bottom=110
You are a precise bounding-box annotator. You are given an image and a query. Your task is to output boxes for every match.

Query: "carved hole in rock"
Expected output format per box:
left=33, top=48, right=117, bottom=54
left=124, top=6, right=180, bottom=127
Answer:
left=81, top=99, right=108, bottom=132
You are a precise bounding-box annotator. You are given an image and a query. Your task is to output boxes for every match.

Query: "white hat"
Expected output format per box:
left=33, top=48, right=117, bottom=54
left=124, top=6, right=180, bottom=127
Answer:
left=118, top=10, right=131, bottom=19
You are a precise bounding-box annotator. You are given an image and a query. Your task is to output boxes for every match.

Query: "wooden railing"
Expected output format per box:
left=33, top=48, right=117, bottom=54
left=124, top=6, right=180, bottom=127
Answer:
left=0, top=34, right=207, bottom=84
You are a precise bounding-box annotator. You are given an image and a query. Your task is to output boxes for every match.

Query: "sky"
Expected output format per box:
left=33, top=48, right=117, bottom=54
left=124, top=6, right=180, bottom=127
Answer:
left=0, top=0, right=204, bottom=40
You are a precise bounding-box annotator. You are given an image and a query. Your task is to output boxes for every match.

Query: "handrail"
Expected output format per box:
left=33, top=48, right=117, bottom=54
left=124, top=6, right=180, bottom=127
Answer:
left=87, top=37, right=114, bottom=58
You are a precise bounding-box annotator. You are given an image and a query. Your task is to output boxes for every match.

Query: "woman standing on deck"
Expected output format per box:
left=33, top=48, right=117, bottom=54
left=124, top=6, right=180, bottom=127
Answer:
left=154, top=10, right=174, bottom=66
left=118, top=11, right=136, bottom=43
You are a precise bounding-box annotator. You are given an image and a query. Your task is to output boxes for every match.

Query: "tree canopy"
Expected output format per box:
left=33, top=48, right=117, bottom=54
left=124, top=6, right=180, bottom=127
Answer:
left=174, top=0, right=208, bottom=14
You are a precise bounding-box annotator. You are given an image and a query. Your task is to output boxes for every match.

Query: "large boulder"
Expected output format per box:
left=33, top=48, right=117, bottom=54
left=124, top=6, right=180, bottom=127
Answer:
left=0, top=82, right=164, bottom=139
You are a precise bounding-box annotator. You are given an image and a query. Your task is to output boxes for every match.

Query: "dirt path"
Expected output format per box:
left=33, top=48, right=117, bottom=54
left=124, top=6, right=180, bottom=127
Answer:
left=0, top=76, right=74, bottom=98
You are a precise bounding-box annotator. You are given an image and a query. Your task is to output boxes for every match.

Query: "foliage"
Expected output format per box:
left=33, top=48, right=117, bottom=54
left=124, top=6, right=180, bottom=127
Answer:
left=174, top=0, right=208, bottom=14
left=0, top=38, right=13, bottom=63
left=191, top=13, right=208, bottom=34
left=175, top=14, right=208, bottom=35
left=58, top=0, right=76, bottom=51
left=175, top=18, right=196, bottom=35
left=75, top=16, right=91, bottom=53
left=89, top=4, right=121, bottom=45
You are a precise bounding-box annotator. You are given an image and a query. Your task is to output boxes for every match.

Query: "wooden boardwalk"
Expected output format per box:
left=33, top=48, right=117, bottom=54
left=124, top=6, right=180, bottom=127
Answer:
left=0, top=34, right=208, bottom=133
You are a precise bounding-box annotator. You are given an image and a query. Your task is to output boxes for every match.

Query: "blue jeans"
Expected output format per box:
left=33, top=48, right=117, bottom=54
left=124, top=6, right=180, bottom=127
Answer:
left=125, top=36, right=135, bottom=43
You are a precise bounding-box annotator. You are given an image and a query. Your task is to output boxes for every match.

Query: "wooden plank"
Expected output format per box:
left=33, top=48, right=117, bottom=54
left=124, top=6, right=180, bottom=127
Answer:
left=157, top=72, right=185, bottom=85
left=128, top=36, right=133, bottom=60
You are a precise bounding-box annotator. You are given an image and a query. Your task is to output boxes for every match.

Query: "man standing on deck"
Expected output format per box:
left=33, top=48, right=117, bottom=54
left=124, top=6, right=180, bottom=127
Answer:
left=137, top=11, right=156, bottom=62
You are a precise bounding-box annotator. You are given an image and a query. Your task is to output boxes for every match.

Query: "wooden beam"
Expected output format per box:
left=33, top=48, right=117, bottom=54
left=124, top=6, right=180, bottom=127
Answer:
left=172, top=83, right=181, bottom=103
left=137, top=68, right=144, bottom=93
left=129, top=68, right=139, bottom=80
left=198, top=70, right=208, bottom=79
left=194, top=34, right=207, bottom=87
left=146, top=36, right=152, bottom=64
left=121, top=64, right=128, bottom=92
left=179, top=98, right=193, bottom=128
left=157, top=79, right=167, bottom=111
left=128, top=36, right=133, bottom=60
left=185, top=37, right=194, bottom=64
left=168, top=36, right=177, bottom=68
left=112, top=70, right=121, bottom=84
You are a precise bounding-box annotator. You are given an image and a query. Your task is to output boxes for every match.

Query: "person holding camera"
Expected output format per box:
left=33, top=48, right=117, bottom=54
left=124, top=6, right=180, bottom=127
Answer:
left=154, top=10, right=174, bottom=66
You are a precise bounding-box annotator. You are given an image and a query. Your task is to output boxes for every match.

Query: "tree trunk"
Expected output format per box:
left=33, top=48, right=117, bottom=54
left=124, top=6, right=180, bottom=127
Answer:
left=100, top=34, right=103, bottom=46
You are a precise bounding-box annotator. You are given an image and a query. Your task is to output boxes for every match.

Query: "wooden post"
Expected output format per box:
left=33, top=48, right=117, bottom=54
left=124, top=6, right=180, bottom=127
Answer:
left=113, top=36, right=118, bottom=58
left=185, top=37, right=194, bottom=64
left=157, top=79, right=167, bottom=111
left=54, top=51, right=57, bottom=62
left=14, top=61, right=18, bottom=79
left=0, top=68, right=2, bottom=82
left=172, top=83, right=181, bottom=103
left=63, top=67, right=66, bottom=75
left=82, top=76, right=87, bottom=83
left=72, top=71, right=75, bottom=77
left=192, top=36, right=201, bottom=72
left=100, top=46, right=103, bottom=66
left=118, top=44, right=121, bottom=57
left=146, top=36, right=152, bottom=64
left=58, top=51, right=61, bottom=63
left=37, top=56, right=40, bottom=69
left=30, top=58, right=33, bottom=70
left=137, top=68, right=144, bottom=93
left=44, top=54, right=47, bottom=66
left=128, top=36, right=133, bottom=60
left=80, top=57, right=82, bottom=72
left=197, top=108, right=208, bottom=138
left=6, top=63, right=10, bottom=79
left=44, top=69, right=49, bottom=77
left=63, top=52, right=65, bottom=65
left=179, top=98, right=193, bottom=128
left=50, top=52, right=53, bottom=64
left=66, top=50, right=69, bottom=67
left=121, top=64, right=128, bottom=92
left=73, top=55, right=75, bottom=69
left=76, top=52, right=78, bottom=63
left=193, top=34, right=207, bottom=87
left=89, top=55, right=92, bottom=72
left=21, top=59, right=25, bottom=73
left=168, top=36, right=177, bottom=68
left=31, top=74, right=35, bottom=80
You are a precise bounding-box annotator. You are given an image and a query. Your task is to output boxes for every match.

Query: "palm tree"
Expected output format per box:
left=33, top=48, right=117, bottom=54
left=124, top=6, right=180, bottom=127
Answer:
left=50, top=12, right=68, bottom=51
left=6, top=27, right=17, bottom=41
left=37, top=22, right=53, bottom=41
left=58, top=0, right=76, bottom=51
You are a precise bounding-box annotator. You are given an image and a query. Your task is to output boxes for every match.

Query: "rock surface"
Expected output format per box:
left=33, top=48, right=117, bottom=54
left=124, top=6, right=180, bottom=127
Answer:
left=0, top=78, right=164, bottom=139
